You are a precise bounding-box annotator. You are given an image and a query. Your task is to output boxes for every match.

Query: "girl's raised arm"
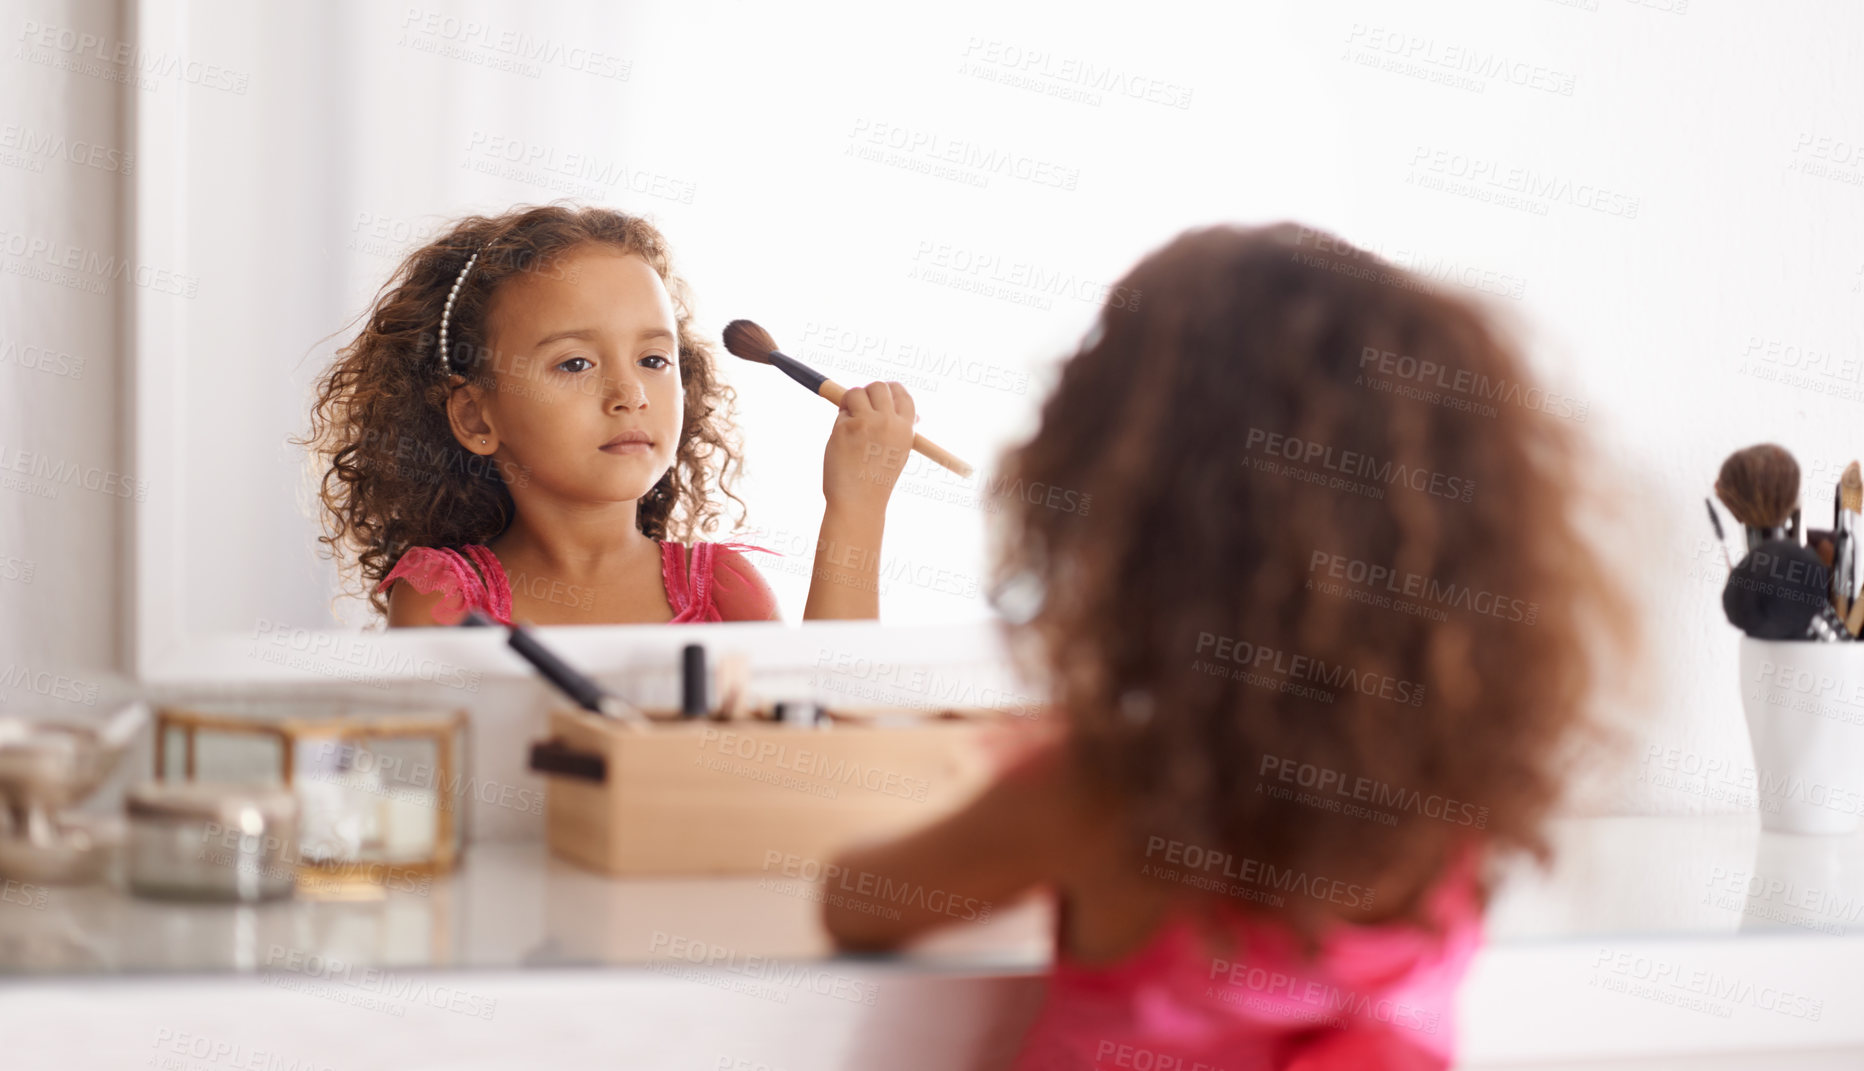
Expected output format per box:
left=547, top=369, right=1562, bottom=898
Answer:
left=803, top=381, right=917, bottom=620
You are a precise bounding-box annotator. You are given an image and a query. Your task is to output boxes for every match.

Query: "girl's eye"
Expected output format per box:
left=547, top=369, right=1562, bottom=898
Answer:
left=555, top=356, right=593, bottom=373
left=640, top=354, right=672, bottom=370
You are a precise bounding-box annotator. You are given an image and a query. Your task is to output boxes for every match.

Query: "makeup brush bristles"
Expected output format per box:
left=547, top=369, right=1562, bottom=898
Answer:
left=1714, top=443, right=1800, bottom=530
left=722, top=320, right=778, bottom=364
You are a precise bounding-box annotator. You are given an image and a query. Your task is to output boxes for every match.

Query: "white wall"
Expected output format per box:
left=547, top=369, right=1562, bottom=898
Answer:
left=7, top=0, right=1864, bottom=816
left=0, top=0, right=129, bottom=712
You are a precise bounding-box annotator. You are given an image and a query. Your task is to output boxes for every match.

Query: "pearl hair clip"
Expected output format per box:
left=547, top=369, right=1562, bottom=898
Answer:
left=437, top=248, right=482, bottom=376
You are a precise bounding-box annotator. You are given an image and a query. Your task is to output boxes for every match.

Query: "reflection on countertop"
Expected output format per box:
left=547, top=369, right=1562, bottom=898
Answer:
left=1488, top=813, right=1864, bottom=941
left=0, top=839, right=1053, bottom=976
left=4, top=813, right=1860, bottom=977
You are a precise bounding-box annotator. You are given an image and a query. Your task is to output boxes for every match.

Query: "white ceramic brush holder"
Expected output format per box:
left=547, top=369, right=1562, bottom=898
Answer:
left=1738, top=636, right=1864, bottom=834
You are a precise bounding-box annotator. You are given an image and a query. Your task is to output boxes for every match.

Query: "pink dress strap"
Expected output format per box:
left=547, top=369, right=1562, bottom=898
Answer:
left=660, top=541, right=779, bottom=622
left=378, top=545, right=513, bottom=625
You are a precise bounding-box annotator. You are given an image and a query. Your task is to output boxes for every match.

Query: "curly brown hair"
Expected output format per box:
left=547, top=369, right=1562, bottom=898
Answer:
left=988, top=223, right=1637, bottom=942
left=306, top=204, right=746, bottom=615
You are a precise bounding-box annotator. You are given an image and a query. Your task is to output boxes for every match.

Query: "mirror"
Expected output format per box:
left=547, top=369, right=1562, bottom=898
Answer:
left=131, top=3, right=1184, bottom=645
left=15, top=1, right=1852, bottom=705
left=119, top=5, right=1539, bottom=658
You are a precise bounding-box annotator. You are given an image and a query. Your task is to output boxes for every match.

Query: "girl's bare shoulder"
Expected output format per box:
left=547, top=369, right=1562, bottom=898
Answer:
left=385, top=579, right=454, bottom=627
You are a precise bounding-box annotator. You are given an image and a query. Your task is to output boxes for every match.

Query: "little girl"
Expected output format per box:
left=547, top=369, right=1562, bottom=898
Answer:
left=308, top=205, right=916, bottom=625
left=824, top=225, right=1634, bottom=1069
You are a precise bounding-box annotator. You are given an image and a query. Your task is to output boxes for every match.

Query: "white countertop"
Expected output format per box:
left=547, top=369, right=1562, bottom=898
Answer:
left=8, top=814, right=1864, bottom=1069
left=4, top=813, right=1860, bottom=976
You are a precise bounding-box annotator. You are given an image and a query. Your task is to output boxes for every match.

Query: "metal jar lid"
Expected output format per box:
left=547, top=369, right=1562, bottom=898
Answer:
left=126, top=782, right=298, bottom=829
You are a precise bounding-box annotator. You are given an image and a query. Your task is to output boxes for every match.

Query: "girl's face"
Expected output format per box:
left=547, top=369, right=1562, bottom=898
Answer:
left=457, top=244, right=684, bottom=508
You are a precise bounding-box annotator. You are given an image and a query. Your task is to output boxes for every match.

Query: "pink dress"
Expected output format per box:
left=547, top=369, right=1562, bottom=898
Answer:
left=377, top=541, right=779, bottom=625
left=1014, top=854, right=1484, bottom=1071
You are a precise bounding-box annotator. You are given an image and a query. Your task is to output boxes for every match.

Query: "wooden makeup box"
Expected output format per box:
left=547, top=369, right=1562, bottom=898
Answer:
left=528, top=708, right=1005, bottom=876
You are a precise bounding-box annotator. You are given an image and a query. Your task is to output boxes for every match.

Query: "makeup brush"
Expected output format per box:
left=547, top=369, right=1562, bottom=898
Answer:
left=1808, top=528, right=1837, bottom=570
left=460, top=611, right=647, bottom=723
left=722, top=319, right=974, bottom=478
left=1704, top=498, right=1734, bottom=570
left=1835, top=480, right=1849, bottom=621
left=1723, top=540, right=1849, bottom=641
left=1714, top=444, right=1799, bottom=550
left=1839, top=462, right=1864, bottom=635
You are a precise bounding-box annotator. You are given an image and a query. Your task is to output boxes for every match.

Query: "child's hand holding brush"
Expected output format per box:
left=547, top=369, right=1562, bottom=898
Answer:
left=725, top=320, right=965, bottom=620
left=822, top=380, right=918, bottom=514
left=806, top=380, right=918, bottom=618
left=809, top=381, right=917, bottom=620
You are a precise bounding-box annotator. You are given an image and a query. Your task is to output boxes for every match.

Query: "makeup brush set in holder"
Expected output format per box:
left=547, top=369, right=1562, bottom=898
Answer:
left=1710, top=443, right=1864, bottom=834
left=1711, top=444, right=1863, bottom=642
left=465, top=615, right=1009, bottom=876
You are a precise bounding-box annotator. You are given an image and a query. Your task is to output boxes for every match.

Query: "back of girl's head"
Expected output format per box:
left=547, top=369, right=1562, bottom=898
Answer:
left=307, top=203, right=742, bottom=614
left=991, top=223, right=1635, bottom=937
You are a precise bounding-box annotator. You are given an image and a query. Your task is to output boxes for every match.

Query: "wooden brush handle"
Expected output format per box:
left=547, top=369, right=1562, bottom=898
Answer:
left=816, top=379, right=975, bottom=479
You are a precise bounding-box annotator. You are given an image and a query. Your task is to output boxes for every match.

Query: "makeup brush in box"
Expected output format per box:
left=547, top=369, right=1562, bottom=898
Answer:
left=459, top=612, right=648, bottom=724
left=722, top=319, right=974, bottom=478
